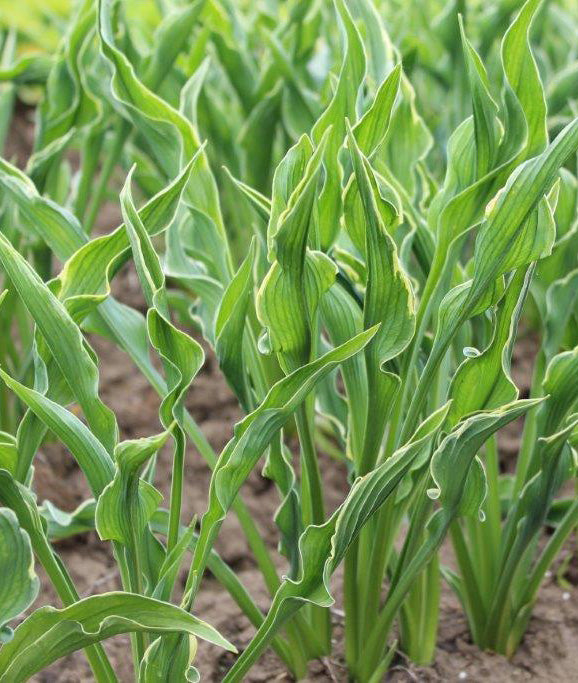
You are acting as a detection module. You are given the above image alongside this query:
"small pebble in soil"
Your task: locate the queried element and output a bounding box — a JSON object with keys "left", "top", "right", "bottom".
{"left": 458, "top": 672, "right": 467, "bottom": 680}
{"left": 562, "top": 591, "right": 571, "bottom": 601}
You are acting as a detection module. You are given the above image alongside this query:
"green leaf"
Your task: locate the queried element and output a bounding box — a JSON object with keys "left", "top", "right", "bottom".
{"left": 0, "top": 469, "right": 92, "bottom": 637}
{"left": 0, "top": 53, "right": 52, "bottom": 86}
{"left": 95, "top": 433, "right": 168, "bottom": 545}
{"left": 540, "top": 347, "right": 578, "bottom": 435}
{"left": 215, "top": 326, "right": 377, "bottom": 511}
{"left": 221, "top": 167, "right": 272, "bottom": 223}
{"left": 262, "top": 436, "right": 302, "bottom": 575}
{"left": 312, "top": 0, "right": 366, "bottom": 248}
{"left": 120, "top": 170, "right": 205, "bottom": 551}
{"left": 353, "top": 63, "right": 402, "bottom": 158}
{"left": 542, "top": 269, "right": 578, "bottom": 362}
{"left": 97, "top": 0, "right": 228, "bottom": 248}
{"left": 0, "top": 368, "right": 114, "bottom": 497}
{"left": 42, "top": 499, "right": 96, "bottom": 541}
{"left": 0, "top": 469, "right": 52, "bottom": 556}
{"left": 57, "top": 155, "right": 198, "bottom": 320}
{"left": 163, "top": 216, "right": 223, "bottom": 343}
{"left": 0, "top": 508, "right": 39, "bottom": 632}
{"left": 141, "top": 0, "right": 207, "bottom": 89}
{"left": 266, "top": 134, "right": 313, "bottom": 256}
{"left": 348, "top": 127, "right": 415, "bottom": 365}
{"left": 148, "top": 509, "right": 293, "bottom": 666}
{"left": 139, "top": 631, "right": 197, "bottom": 683}
{"left": 0, "top": 157, "right": 86, "bottom": 258}
{"left": 470, "top": 190, "right": 556, "bottom": 300}
{"left": 0, "top": 234, "right": 117, "bottom": 455}
{"left": 459, "top": 16, "right": 501, "bottom": 177}
{"left": 486, "top": 415, "right": 578, "bottom": 653}
{"left": 239, "top": 84, "right": 282, "bottom": 191}
{"left": 0, "top": 432, "right": 17, "bottom": 475}
{"left": 413, "top": 118, "right": 578, "bottom": 436}
{"left": 347, "top": 0, "right": 395, "bottom": 86}
{"left": 376, "top": 75, "right": 432, "bottom": 201}
{"left": 500, "top": 0, "right": 547, "bottom": 159}
{"left": 320, "top": 281, "right": 367, "bottom": 460}
{"left": 429, "top": 399, "right": 543, "bottom": 520}
{"left": 447, "top": 267, "right": 532, "bottom": 427}
{"left": 257, "top": 134, "right": 330, "bottom": 373}
{"left": 547, "top": 61, "right": 578, "bottom": 116}
{"left": 347, "top": 124, "right": 415, "bottom": 472}
{"left": 215, "top": 238, "right": 257, "bottom": 411}
{"left": 261, "top": 30, "right": 317, "bottom": 140}
{"left": 343, "top": 164, "right": 400, "bottom": 257}
{"left": 0, "top": 593, "right": 235, "bottom": 682}
{"left": 152, "top": 521, "right": 196, "bottom": 603}
{"left": 210, "top": 27, "right": 257, "bottom": 114}
{"left": 30, "top": 0, "right": 100, "bottom": 171}
{"left": 39, "top": 500, "right": 284, "bottom": 660}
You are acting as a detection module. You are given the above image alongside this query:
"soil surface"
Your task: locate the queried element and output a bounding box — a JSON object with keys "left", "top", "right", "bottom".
{"left": 5, "top": 110, "right": 578, "bottom": 682}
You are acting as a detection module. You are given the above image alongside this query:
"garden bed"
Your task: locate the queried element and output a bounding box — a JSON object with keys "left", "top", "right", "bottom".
{"left": 3, "top": 3, "right": 578, "bottom": 679}
{"left": 29, "top": 262, "right": 578, "bottom": 682}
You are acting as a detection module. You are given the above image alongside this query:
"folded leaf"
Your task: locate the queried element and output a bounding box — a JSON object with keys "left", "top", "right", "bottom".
{"left": 429, "top": 399, "right": 543, "bottom": 520}
{"left": 257, "top": 134, "right": 329, "bottom": 372}
{"left": 500, "top": 0, "right": 547, "bottom": 160}
{"left": 459, "top": 17, "right": 501, "bottom": 177}
{"left": 353, "top": 63, "right": 401, "bottom": 158}
{"left": 95, "top": 433, "right": 168, "bottom": 545}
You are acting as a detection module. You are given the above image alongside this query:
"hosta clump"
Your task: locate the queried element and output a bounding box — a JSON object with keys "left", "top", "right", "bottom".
{"left": 1, "top": 0, "right": 578, "bottom": 681}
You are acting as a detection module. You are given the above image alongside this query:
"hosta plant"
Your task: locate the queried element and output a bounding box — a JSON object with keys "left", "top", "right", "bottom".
{"left": 1, "top": 0, "right": 578, "bottom": 681}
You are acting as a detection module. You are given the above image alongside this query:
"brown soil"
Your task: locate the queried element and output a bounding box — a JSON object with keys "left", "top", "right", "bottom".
{"left": 5, "top": 111, "right": 578, "bottom": 683}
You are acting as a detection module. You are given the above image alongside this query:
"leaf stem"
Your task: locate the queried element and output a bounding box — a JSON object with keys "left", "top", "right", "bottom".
{"left": 84, "top": 120, "right": 130, "bottom": 233}
{"left": 167, "top": 436, "right": 184, "bottom": 552}
{"left": 295, "top": 403, "right": 325, "bottom": 528}
{"left": 512, "top": 350, "right": 545, "bottom": 497}
{"left": 126, "top": 542, "right": 147, "bottom": 664}
{"left": 385, "top": 253, "right": 444, "bottom": 454}
{"left": 295, "top": 402, "right": 331, "bottom": 654}
{"left": 74, "top": 127, "right": 105, "bottom": 222}
{"left": 360, "top": 514, "right": 449, "bottom": 681}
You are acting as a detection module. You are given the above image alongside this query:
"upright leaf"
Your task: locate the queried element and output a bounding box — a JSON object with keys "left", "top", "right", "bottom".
{"left": 347, "top": 126, "right": 415, "bottom": 471}
{"left": 215, "top": 239, "right": 257, "bottom": 411}
{"left": 312, "top": 0, "right": 366, "bottom": 248}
